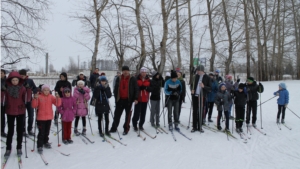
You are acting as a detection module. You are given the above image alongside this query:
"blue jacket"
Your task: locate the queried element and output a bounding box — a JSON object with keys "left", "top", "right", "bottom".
{"left": 274, "top": 89, "right": 289, "bottom": 105}
{"left": 164, "top": 79, "right": 182, "bottom": 100}
{"left": 207, "top": 79, "right": 218, "bottom": 102}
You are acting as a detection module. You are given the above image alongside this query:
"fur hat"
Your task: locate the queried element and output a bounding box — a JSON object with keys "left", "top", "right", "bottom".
{"left": 77, "top": 80, "right": 85, "bottom": 86}
{"left": 41, "top": 84, "right": 50, "bottom": 91}
{"left": 79, "top": 72, "right": 84, "bottom": 76}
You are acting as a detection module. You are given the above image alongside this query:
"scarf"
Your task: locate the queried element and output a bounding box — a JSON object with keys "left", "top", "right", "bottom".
{"left": 7, "top": 85, "right": 21, "bottom": 98}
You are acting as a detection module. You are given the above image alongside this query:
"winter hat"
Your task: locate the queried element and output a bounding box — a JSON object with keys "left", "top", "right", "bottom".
{"left": 226, "top": 75, "right": 232, "bottom": 79}
{"left": 122, "top": 66, "right": 130, "bottom": 71}
{"left": 41, "top": 84, "right": 50, "bottom": 91}
{"left": 18, "top": 69, "right": 27, "bottom": 76}
{"left": 79, "top": 72, "right": 84, "bottom": 76}
{"left": 140, "top": 67, "right": 148, "bottom": 73}
{"left": 99, "top": 76, "right": 107, "bottom": 81}
{"left": 166, "top": 72, "right": 170, "bottom": 77}
{"left": 175, "top": 68, "right": 181, "bottom": 72}
{"left": 279, "top": 83, "right": 286, "bottom": 89}
{"left": 219, "top": 83, "right": 226, "bottom": 90}
{"left": 100, "top": 72, "right": 105, "bottom": 76}
{"left": 247, "top": 77, "right": 254, "bottom": 83}
{"left": 209, "top": 72, "right": 214, "bottom": 76}
{"left": 77, "top": 80, "right": 85, "bottom": 86}
{"left": 152, "top": 71, "right": 158, "bottom": 77}
{"left": 215, "top": 70, "right": 220, "bottom": 73}
{"left": 238, "top": 83, "right": 245, "bottom": 89}
{"left": 63, "top": 87, "right": 71, "bottom": 93}
{"left": 196, "top": 65, "right": 205, "bottom": 71}
{"left": 170, "top": 71, "right": 178, "bottom": 78}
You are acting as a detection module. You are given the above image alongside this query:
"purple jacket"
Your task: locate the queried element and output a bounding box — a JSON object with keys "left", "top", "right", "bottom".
{"left": 58, "top": 96, "right": 77, "bottom": 122}
{"left": 73, "top": 87, "right": 90, "bottom": 117}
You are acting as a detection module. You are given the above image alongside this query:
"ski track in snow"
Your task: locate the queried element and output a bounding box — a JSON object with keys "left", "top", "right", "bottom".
{"left": 1, "top": 80, "right": 300, "bottom": 169}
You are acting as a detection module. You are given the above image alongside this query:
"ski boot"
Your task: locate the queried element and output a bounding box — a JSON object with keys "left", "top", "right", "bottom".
{"left": 17, "top": 149, "right": 22, "bottom": 157}
{"left": 105, "top": 129, "right": 110, "bottom": 136}
{"left": 236, "top": 128, "right": 241, "bottom": 133}
{"left": 4, "top": 150, "right": 11, "bottom": 157}
{"left": 44, "top": 143, "right": 52, "bottom": 149}
{"left": 74, "top": 128, "right": 80, "bottom": 136}
{"left": 62, "top": 140, "right": 68, "bottom": 145}
{"left": 169, "top": 124, "right": 173, "bottom": 131}
{"left": 82, "top": 129, "right": 87, "bottom": 136}
{"left": 139, "top": 126, "right": 144, "bottom": 131}
{"left": 99, "top": 131, "right": 104, "bottom": 137}
{"left": 38, "top": 147, "right": 43, "bottom": 154}
{"left": 67, "top": 140, "right": 73, "bottom": 144}
{"left": 252, "top": 123, "right": 257, "bottom": 128}
{"left": 217, "top": 125, "right": 222, "bottom": 131}
{"left": 199, "top": 128, "right": 204, "bottom": 133}
{"left": 175, "top": 124, "right": 180, "bottom": 131}
{"left": 122, "top": 131, "right": 128, "bottom": 135}
{"left": 281, "top": 119, "right": 285, "bottom": 124}
{"left": 208, "top": 119, "right": 213, "bottom": 123}
{"left": 133, "top": 126, "right": 138, "bottom": 132}
{"left": 191, "top": 128, "right": 197, "bottom": 133}
{"left": 276, "top": 118, "right": 280, "bottom": 123}
{"left": 28, "top": 130, "right": 35, "bottom": 136}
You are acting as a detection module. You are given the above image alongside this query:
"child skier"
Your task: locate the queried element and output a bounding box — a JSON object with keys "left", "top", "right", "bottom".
{"left": 58, "top": 87, "right": 77, "bottom": 144}
{"left": 3, "top": 71, "right": 26, "bottom": 157}
{"left": 233, "top": 83, "right": 247, "bottom": 133}
{"left": 93, "top": 76, "right": 112, "bottom": 137}
{"left": 215, "top": 83, "right": 232, "bottom": 132}
{"left": 32, "top": 84, "right": 61, "bottom": 154}
{"left": 274, "top": 83, "right": 289, "bottom": 124}
{"left": 73, "top": 80, "right": 90, "bottom": 136}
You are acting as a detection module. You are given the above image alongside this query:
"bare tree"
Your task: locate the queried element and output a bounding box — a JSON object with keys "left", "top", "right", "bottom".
{"left": 1, "top": 0, "right": 50, "bottom": 67}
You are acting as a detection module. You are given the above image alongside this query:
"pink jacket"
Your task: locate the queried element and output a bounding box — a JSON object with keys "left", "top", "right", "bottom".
{"left": 32, "top": 93, "right": 62, "bottom": 121}
{"left": 57, "top": 96, "right": 77, "bottom": 122}
{"left": 73, "top": 87, "right": 90, "bottom": 117}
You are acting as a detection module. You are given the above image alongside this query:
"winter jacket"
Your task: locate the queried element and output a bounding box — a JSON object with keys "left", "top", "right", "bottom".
{"left": 215, "top": 89, "right": 232, "bottom": 112}
{"left": 113, "top": 75, "right": 118, "bottom": 90}
{"left": 31, "top": 93, "right": 62, "bottom": 121}
{"left": 90, "top": 72, "right": 100, "bottom": 89}
{"left": 137, "top": 74, "right": 152, "bottom": 103}
{"left": 150, "top": 76, "right": 165, "bottom": 100}
{"left": 164, "top": 79, "right": 182, "bottom": 100}
{"left": 178, "top": 77, "right": 186, "bottom": 102}
{"left": 54, "top": 73, "right": 72, "bottom": 97}
{"left": 23, "top": 76, "right": 37, "bottom": 102}
{"left": 72, "top": 75, "right": 88, "bottom": 87}
{"left": 1, "top": 76, "right": 6, "bottom": 106}
{"left": 57, "top": 96, "right": 77, "bottom": 122}
{"left": 274, "top": 89, "right": 289, "bottom": 105}
{"left": 73, "top": 86, "right": 91, "bottom": 117}
{"left": 216, "top": 75, "right": 223, "bottom": 83}
{"left": 190, "top": 73, "right": 212, "bottom": 98}
{"left": 225, "top": 80, "right": 234, "bottom": 93}
{"left": 233, "top": 90, "right": 247, "bottom": 107}
{"left": 114, "top": 75, "right": 139, "bottom": 104}
{"left": 246, "top": 81, "right": 264, "bottom": 101}
{"left": 207, "top": 79, "right": 218, "bottom": 103}
{"left": 4, "top": 72, "right": 26, "bottom": 116}
{"left": 93, "top": 84, "right": 112, "bottom": 113}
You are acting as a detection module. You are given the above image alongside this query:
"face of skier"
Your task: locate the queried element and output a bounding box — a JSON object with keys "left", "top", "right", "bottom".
{"left": 20, "top": 75, "right": 26, "bottom": 79}
{"left": 209, "top": 74, "right": 214, "bottom": 79}
{"left": 247, "top": 80, "right": 253, "bottom": 85}
{"left": 279, "top": 86, "right": 282, "bottom": 90}
{"left": 238, "top": 88, "right": 243, "bottom": 92}
{"left": 122, "top": 70, "right": 130, "bottom": 77}
{"left": 79, "top": 74, "right": 84, "bottom": 79}
{"left": 171, "top": 77, "right": 177, "bottom": 82}
{"left": 11, "top": 77, "right": 19, "bottom": 85}
{"left": 177, "top": 72, "right": 182, "bottom": 78}
{"left": 95, "top": 68, "right": 99, "bottom": 74}
{"left": 78, "top": 83, "right": 84, "bottom": 88}
{"left": 1, "top": 71, "right": 5, "bottom": 78}
{"left": 197, "top": 70, "right": 204, "bottom": 76}
{"left": 100, "top": 80, "right": 106, "bottom": 86}
{"left": 60, "top": 75, "right": 66, "bottom": 81}
{"left": 155, "top": 74, "right": 160, "bottom": 79}
{"left": 117, "top": 72, "right": 121, "bottom": 76}
{"left": 43, "top": 88, "right": 50, "bottom": 96}
{"left": 64, "top": 90, "right": 71, "bottom": 97}
{"left": 140, "top": 72, "right": 147, "bottom": 78}
{"left": 221, "top": 85, "right": 226, "bottom": 91}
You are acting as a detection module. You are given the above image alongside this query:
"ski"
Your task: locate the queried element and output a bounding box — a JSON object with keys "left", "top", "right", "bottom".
{"left": 238, "top": 132, "right": 247, "bottom": 143}
{"left": 153, "top": 127, "right": 163, "bottom": 134}
{"left": 81, "top": 135, "right": 95, "bottom": 143}
{"left": 18, "top": 156, "right": 22, "bottom": 169}
{"left": 179, "top": 123, "right": 188, "bottom": 128}
{"left": 277, "top": 123, "right": 281, "bottom": 130}
{"left": 53, "top": 149, "right": 70, "bottom": 156}
{"left": 2, "top": 156, "right": 9, "bottom": 169}
{"left": 241, "top": 131, "right": 251, "bottom": 139}
{"left": 169, "top": 129, "right": 177, "bottom": 141}
{"left": 215, "top": 125, "right": 237, "bottom": 139}
{"left": 158, "top": 127, "right": 168, "bottom": 134}
{"left": 136, "top": 131, "right": 146, "bottom": 141}
{"left": 102, "top": 136, "right": 115, "bottom": 148}
{"left": 105, "top": 135, "right": 127, "bottom": 146}
{"left": 282, "top": 123, "right": 292, "bottom": 130}
{"left": 202, "top": 124, "right": 217, "bottom": 133}
{"left": 175, "top": 130, "right": 192, "bottom": 140}
{"left": 79, "top": 135, "right": 88, "bottom": 144}
{"left": 39, "top": 154, "right": 49, "bottom": 165}
{"left": 141, "top": 130, "right": 156, "bottom": 139}
{"left": 253, "top": 127, "right": 267, "bottom": 135}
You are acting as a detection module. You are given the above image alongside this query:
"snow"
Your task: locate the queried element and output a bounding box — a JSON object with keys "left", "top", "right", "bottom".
{"left": 2, "top": 80, "right": 300, "bottom": 169}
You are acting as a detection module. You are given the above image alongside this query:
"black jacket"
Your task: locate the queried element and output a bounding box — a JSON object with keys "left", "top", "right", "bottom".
{"left": 246, "top": 81, "right": 264, "bottom": 101}
{"left": 114, "top": 75, "right": 139, "bottom": 104}
{"left": 72, "top": 75, "right": 88, "bottom": 87}
{"left": 93, "top": 84, "right": 112, "bottom": 113}
{"left": 90, "top": 73, "right": 100, "bottom": 89}
{"left": 54, "top": 80, "right": 72, "bottom": 98}
{"left": 233, "top": 90, "right": 247, "bottom": 107}
{"left": 190, "top": 73, "right": 211, "bottom": 97}
{"left": 178, "top": 78, "right": 186, "bottom": 102}
{"left": 150, "top": 76, "right": 165, "bottom": 100}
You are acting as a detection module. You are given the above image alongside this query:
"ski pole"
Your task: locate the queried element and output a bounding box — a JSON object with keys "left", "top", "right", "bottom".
{"left": 232, "top": 101, "right": 234, "bottom": 134}
{"left": 104, "top": 92, "right": 122, "bottom": 140}
{"left": 257, "top": 96, "right": 276, "bottom": 107}
{"left": 86, "top": 99, "right": 94, "bottom": 136}
{"left": 31, "top": 108, "right": 38, "bottom": 152}
{"left": 187, "top": 95, "right": 192, "bottom": 129}
{"left": 55, "top": 92, "right": 61, "bottom": 147}
{"left": 286, "top": 107, "right": 300, "bottom": 119}
{"left": 24, "top": 91, "right": 28, "bottom": 158}
{"left": 101, "top": 113, "right": 105, "bottom": 139}
{"left": 159, "top": 96, "right": 170, "bottom": 118}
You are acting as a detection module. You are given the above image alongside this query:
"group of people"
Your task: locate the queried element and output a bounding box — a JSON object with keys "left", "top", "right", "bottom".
{"left": 1, "top": 65, "right": 290, "bottom": 158}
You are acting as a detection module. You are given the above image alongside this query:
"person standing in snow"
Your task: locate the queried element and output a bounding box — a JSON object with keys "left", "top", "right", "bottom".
{"left": 113, "top": 71, "right": 121, "bottom": 90}
{"left": 1, "top": 69, "right": 7, "bottom": 137}
{"left": 164, "top": 70, "right": 182, "bottom": 131}
{"left": 132, "top": 67, "right": 152, "bottom": 131}
{"left": 205, "top": 72, "right": 218, "bottom": 123}
{"left": 110, "top": 66, "right": 139, "bottom": 135}
{"left": 93, "top": 76, "right": 112, "bottom": 137}
{"left": 176, "top": 71, "right": 186, "bottom": 122}
{"left": 274, "top": 83, "right": 289, "bottom": 124}
{"left": 190, "top": 65, "right": 211, "bottom": 133}
{"left": 32, "top": 84, "right": 61, "bottom": 154}
{"left": 224, "top": 75, "right": 234, "bottom": 119}
{"left": 215, "top": 70, "right": 223, "bottom": 84}
{"left": 233, "top": 83, "right": 247, "bottom": 133}
{"left": 90, "top": 68, "right": 100, "bottom": 91}
{"left": 149, "top": 71, "right": 165, "bottom": 127}
{"left": 73, "top": 80, "right": 90, "bottom": 136}
{"left": 72, "top": 72, "right": 88, "bottom": 87}
{"left": 215, "top": 83, "right": 232, "bottom": 132}
{"left": 245, "top": 77, "right": 264, "bottom": 128}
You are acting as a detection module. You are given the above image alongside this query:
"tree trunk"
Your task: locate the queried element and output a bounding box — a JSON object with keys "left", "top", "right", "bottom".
{"left": 91, "top": 0, "right": 101, "bottom": 75}
{"left": 135, "top": 0, "right": 146, "bottom": 72}
{"left": 158, "top": 0, "right": 169, "bottom": 74}
{"left": 276, "top": 0, "right": 281, "bottom": 80}
{"left": 207, "top": 0, "right": 216, "bottom": 72}
{"left": 291, "top": 0, "right": 300, "bottom": 79}
{"left": 176, "top": 0, "right": 181, "bottom": 69}
{"left": 188, "top": 0, "right": 194, "bottom": 84}
{"left": 243, "top": 0, "right": 251, "bottom": 78}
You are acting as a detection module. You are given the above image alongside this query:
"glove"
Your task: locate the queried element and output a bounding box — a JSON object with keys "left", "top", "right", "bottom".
{"left": 237, "top": 79, "right": 240, "bottom": 83}
{"left": 78, "top": 88, "right": 85, "bottom": 94}
{"left": 139, "top": 86, "right": 146, "bottom": 90}
{"left": 285, "top": 104, "right": 288, "bottom": 108}
{"left": 276, "top": 93, "right": 279, "bottom": 96}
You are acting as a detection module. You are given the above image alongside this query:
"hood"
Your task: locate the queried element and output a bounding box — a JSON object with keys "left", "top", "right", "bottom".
{"left": 60, "top": 72, "right": 68, "bottom": 81}
{"left": 279, "top": 83, "right": 286, "bottom": 89}
{"left": 6, "top": 71, "right": 24, "bottom": 86}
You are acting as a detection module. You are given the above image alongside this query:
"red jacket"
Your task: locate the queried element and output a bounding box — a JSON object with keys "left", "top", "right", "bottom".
{"left": 119, "top": 75, "right": 130, "bottom": 99}
{"left": 137, "top": 75, "right": 151, "bottom": 102}
{"left": 5, "top": 72, "right": 26, "bottom": 116}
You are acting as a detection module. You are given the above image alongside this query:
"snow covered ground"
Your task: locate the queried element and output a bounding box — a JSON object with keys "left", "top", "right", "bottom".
{"left": 1, "top": 80, "right": 300, "bottom": 169}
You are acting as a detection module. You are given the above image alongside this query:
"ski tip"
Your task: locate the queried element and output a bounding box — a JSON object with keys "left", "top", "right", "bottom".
{"left": 143, "top": 138, "right": 146, "bottom": 141}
